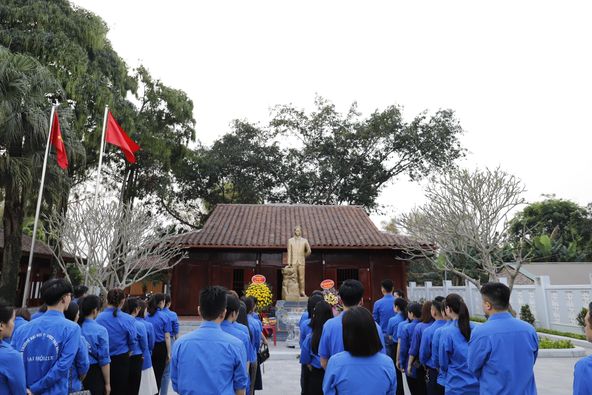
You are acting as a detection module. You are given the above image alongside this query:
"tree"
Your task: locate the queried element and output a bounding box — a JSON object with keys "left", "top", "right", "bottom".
{"left": 0, "top": 48, "right": 67, "bottom": 303}
{"left": 44, "top": 199, "right": 186, "bottom": 295}
{"left": 508, "top": 199, "right": 592, "bottom": 261}
{"left": 398, "top": 168, "right": 527, "bottom": 289}
{"left": 270, "top": 97, "right": 465, "bottom": 210}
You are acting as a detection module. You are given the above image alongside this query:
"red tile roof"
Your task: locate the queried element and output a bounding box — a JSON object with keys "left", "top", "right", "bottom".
{"left": 0, "top": 230, "right": 54, "bottom": 257}
{"left": 172, "top": 204, "right": 414, "bottom": 249}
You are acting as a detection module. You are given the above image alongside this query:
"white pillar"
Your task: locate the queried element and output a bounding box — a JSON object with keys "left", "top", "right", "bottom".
{"left": 534, "top": 275, "right": 551, "bottom": 329}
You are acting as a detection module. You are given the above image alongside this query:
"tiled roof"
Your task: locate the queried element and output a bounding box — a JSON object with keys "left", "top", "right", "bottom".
{"left": 172, "top": 204, "right": 415, "bottom": 249}
{"left": 0, "top": 230, "right": 54, "bottom": 257}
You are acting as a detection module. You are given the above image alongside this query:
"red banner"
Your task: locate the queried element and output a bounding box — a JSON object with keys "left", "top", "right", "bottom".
{"left": 251, "top": 274, "right": 266, "bottom": 284}
{"left": 320, "top": 279, "right": 335, "bottom": 290}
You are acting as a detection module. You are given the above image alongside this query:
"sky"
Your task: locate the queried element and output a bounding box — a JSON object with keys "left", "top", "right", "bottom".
{"left": 71, "top": 0, "right": 592, "bottom": 226}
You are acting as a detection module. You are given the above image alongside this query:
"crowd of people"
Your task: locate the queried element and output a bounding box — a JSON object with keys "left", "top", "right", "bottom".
{"left": 1, "top": 277, "right": 592, "bottom": 394}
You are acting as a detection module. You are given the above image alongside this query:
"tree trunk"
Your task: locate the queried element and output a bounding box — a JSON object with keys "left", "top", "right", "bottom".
{"left": 0, "top": 184, "right": 25, "bottom": 304}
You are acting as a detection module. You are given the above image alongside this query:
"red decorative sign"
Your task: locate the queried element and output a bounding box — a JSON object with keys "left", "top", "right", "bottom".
{"left": 251, "top": 274, "right": 266, "bottom": 284}
{"left": 320, "top": 279, "right": 335, "bottom": 290}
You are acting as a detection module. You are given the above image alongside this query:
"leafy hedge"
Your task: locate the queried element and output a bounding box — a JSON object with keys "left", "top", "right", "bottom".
{"left": 536, "top": 328, "right": 586, "bottom": 341}
{"left": 539, "top": 337, "right": 574, "bottom": 349}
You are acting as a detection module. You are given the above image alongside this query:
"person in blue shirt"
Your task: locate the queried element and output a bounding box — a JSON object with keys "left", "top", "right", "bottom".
{"left": 222, "top": 294, "right": 251, "bottom": 387}
{"left": 65, "top": 301, "right": 90, "bottom": 393}
{"left": 146, "top": 292, "right": 173, "bottom": 392}
{"left": 319, "top": 280, "right": 386, "bottom": 369}
{"left": 244, "top": 296, "right": 267, "bottom": 395}
{"left": 30, "top": 304, "right": 47, "bottom": 320}
{"left": 419, "top": 297, "right": 446, "bottom": 395}
{"left": 395, "top": 301, "right": 420, "bottom": 395}
{"left": 439, "top": 294, "right": 478, "bottom": 395}
{"left": 431, "top": 305, "right": 452, "bottom": 390}
{"left": 6, "top": 308, "right": 30, "bottom": 344}
{"left": 298, "top": 290, "right": 323, "bottom": 329}
{"left": 123, "top": 297, "right": 150, "bottom": 395}
{"left": 0, "top": 303, "right": 27, "bottom": 395}
{"left": 78, "top": 295, "right": 112, "bottom": 395}
{"left": 96, "top": 288, "right": 138, "bottom": 395}
{"left": 137, "top": 298, "right": 159, "bottom": 395}
{"left": 386, "top": 297, "right": 407, "bottom": 395}
{"left": 236, "top": 301, "right": 257, "bottom": 391}
{"left": 160, "top": 294, "right": 179, "bottom": 395}
{"left": 172, "top": 285, "right": 248, "bottom": 395}
{"left": 301, "top": 300, "right": 333, "bottom": 395}
{"left": 408, "top": 301, "right": 434, "bottom": 394}
{"left": 300, "top": 294, "right": 323, "bottom": 395}
{"left": 323, "top": 306, "right": 396, "bottom": 395}
{"left": 11, "top": 278, "right": 81, "bottom": 395}
{"left": 468, "top": 282, "right": 538, "bottom": 395}
{"left": 574, "top": 301, "right": 592, "bottom": 395}
{"left": 373, "top": 279, "right": 396, "bottom": 336}
{"left": 73, "top": 285, "right": 89, "bottom": 305}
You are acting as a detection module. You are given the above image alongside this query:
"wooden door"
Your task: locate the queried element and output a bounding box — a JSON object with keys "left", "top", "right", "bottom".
{"left": 211, "top": 265, "right": 233, "bottom": 290}
{"left": 172, "top": 264, "right": 204, "bottom": 316}
{"left": 359, "top": 267, "right": 372, "bottom": 308}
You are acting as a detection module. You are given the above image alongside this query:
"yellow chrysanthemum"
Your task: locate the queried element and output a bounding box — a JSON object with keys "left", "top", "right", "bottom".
{"left": 245, "top": 282, "right": 273, "bottom": 310}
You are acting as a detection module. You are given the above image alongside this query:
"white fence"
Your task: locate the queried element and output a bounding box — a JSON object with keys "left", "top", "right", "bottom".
{"left": 407, "top": 275, "right": 592, "bottom": 334}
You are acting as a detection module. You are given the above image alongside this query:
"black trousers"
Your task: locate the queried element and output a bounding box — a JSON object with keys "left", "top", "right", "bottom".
{"left": 300, "top": 364, "right": 309, "bottom": 395}
{"left": 414, "top": 366, "right": 427, "bottom": 395}
{"left": 110, "top": 353, "right": 130, "bottom": 395}
{"left": 152, "top": 342, "right": 167, "bottom": 391}
{"left": 306, "top": 367, "right": 324, "bottom": 395}
{"left": 128, "top": 354, "right": 143, "bottom": 395}
{"left": 389, "top": 343, "right": 405, "bottom": 395}
{"left": 426, "top": 367, "right": 444, "bottom": 395}
{"left": 83, "top": 364, "right": 105, "bottom": 395}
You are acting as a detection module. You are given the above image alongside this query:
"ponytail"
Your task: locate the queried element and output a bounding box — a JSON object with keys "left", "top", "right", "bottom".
{"left": 148, "top": 293, "right": 165, "bottom": 317}
{"left": 107, "top": 289, "right": 126, "bottom": 317}
{"left": 445, "top": 293, "right": 471, "bottom": 341}
{"left": 78, "top": 295, "right": 101, "bottom": 326}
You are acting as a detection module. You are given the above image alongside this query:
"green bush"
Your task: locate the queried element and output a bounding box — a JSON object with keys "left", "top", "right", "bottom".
{"left": 470, "top": 316, "right": 487, "bottom": 323}
{"left": 520, "top": 305, "right": 536, "bottom": 326}
{"left": 576, "top": 307, "right": 588, "bottom": 328}
{"left": 536, "top": 328, "right": 586, "bottom": 341}
{"left": 538, "top": 337, "right": 574, "bottom": 349}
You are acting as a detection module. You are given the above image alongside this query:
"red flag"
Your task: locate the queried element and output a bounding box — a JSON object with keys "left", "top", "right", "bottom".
{"left": 50, "top": 111, "right": 68, "bottom": 169}
{"left": 105, "top": 111, "right": 140, "bottom": 163}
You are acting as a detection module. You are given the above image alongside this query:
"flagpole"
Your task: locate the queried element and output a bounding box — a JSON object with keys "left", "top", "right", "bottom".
{"left": 86, "top": 105, "right": 109, "bottom": 286}
{"left": 21, "top": 105, "right": 57, "bottom": 307}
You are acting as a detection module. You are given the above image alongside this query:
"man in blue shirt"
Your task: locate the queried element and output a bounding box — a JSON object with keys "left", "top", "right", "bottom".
{"left": 160, "top": 294, "right": 179, "bottom": 395}
{"left": 172, "top": 286, "right": 247, "bottom": 395}
{"left": 468, "top": 282, "right": 538, "bottom": 395}
{"left": 373, "top": 279, "right": 396, "bottom": 336}
{"left": 73, "top": 285, "right": 88, "bottom": 305}
{"left": 11, "top": 278, "right": 81, "bottom": 395}
{"left": 319, "top": 279, "right": 385, "bottom": 369}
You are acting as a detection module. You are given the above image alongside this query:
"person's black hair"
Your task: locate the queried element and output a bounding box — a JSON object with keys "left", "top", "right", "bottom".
{"left": 338, "top": 279, "right": 364, "bottom": 307}
{"left": 165, "top": 294, "right": 171, "bottom": 305}
{"left": 237, "top": 301, "right": 253, "bottom": 340}
{"left": 225, "top": 294, "right": 241, "bottom": 320}
{"left": 446, "top": 293, "right": 471, "bottom": 341}
{"left": 244, "top": 296, "right": 256, "bottom": 314}
{"left": 420, "top": 301, "right": 434, "bottom": 324}
{"left": 38, "top": 304, "right": 48, "bottom": 313}
{"left": 432, "top": 296, "right": 445, "bottom": 314}
{"left": 107, "top": 288, "right": 126, "bottom": 317}
{"left": 394, "top": 297, "right": 408, "bottom": 315}
{"left": 74, "top": 285, "right": 89, "bottom": 299}
{"left": 0, "top": 302, "right": 14, "bottom": 326}
{"left": 307, "top": 295, "right": 324, "bottom": 319}
{"left": 407, "top": 302, "right": 422, "bottom": 319}
{"left": 64, "top": 301, "right": 79, "bottom": 322}
{"left": 381, "top": 279, "right": 394, "bottom": 293}
{"left": 311, "top": 301, "right": 333, "bottom": 354}
{"left": 311, "top": 290, "right": 324, "bottom": 297}
{"left": 41, "top": 278, "right": 74, "bottom": 306}
{"left": 122, "top": 297, "right": 141, "bottom": 316}
{"left": 342, "top": 306, "right": 382, "bottom": 356}
{"left": 480, "top": 282, "right": 511, "bottom": 310}
{"left": 199, "top": 286, "right": 228, "bottom": 321}
{"left": 14, "top": 308, "right": 31, "bottom": 321}
{"left": 148, "top": 293, "right": 165, "bottom": 317}
{"left": 78, "top": 295, "right": 102, "bottom": 326}
{"left": 137, "top": 299, "right": 147, "bottom": 318}
{"left": 394, "top": 289, "right": 406, "bottom": 299}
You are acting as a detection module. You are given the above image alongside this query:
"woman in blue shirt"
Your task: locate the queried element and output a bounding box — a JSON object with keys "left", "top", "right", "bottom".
{"left": 574, "top": 301, "right": 592, "bottom": 394}
{"left": 145, "top": 292, "right": 172, "bottom": 392}
{"left": 439, "top": 294, "right": 478, "bottom": 395}
{"left": 123, "top": 297, "right": 150, "bottom": 395}
{"left": 323, "top": 306, "right": 396, "bottom": 395}
{"left": 136, "top": 299, "right": 158, "bottom": 395}
{"left": 397, "top": 301, "right": 421, "bottom": 394}
{"left": 419, "top": 297, "right": 447, "bottom": 395}
{"left": 65, "top": 301, "right": 90, "bottom": 393}
{"left": 96, "top": 288, "right": 138, "bottom": 395}
{"left": 300, "top": 294, "right": 323, "bottom": 394}
{"left": 387, "top": 298, "right": 407, "bottom": 395}
{"left": 78, "top": 295, "right": 111, "bottom": 395}
{"left": 0, "top": 303, "right": 27, "bottom": 395}
{"left": 408, "top": 301, "right": 434, "bottom": 394}
{"left": 301, "top": 301, "right": 333, "bottom": 395}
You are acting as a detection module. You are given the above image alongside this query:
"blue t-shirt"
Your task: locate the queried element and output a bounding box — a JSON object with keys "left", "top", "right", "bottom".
{"left": 468, "top": 312, "right": 538, "bottom": 395}
{"left": 299, "top": 311, "right": 309, "bottom": 327}
{"left": 11, "top": 310, "right": 81, "bottom": 395}
{"left": 373, "top": 294, "right": 396, "bottom": 334}
{"left": 300, "top": 333, "right": 322, "bottom": 369}
{"left": 323, "top": 351, "right": 397, "bottom": 395}
{"left": 138, "top": 317, "right": 155, "bottom": 369}
{"left": 132, "top": 319, "right": 148, "bottom": 359}
{"left": 0, "top": 341, "right": 27, "bottom": 395}
{"left": 439, "top": 321, "right": 479, "bottom": 395}
{"left": 96, "top": 307, "right": 138, "bottom": 356}
{"left": 234, "top": 322, "right": 256, "bottom": 363}
{"left": 69, "top": 336, "right": 90, "bottom": 392}
{"left": 574, "top": 354, "right": 592, "bottom": 395}
{"left": 409, "top": 321, "right": 433, "bottom": 358}
{"left": 30, "top": 311, "right": 44, "bottom": 320}
{"left": 163, "top": 307, "right": 180, "bottom": 338}
{"left": 145, "top": 308, "right": 172, "bottom": 343}
{"left": 81, "top": 318, "right": 111, "bottom": 367}
{"left": 386, "top": 313, "right": 405, "bottom": 344}
{"left": 299, "top": 318, "right": 312, "bottom": 348}
{"left": 419, "top": 320, "right": 446, "bottom": 367}
{"left": 171, "top": 321, "right": 247, "bottom": 395}
{"left": 247, "top": 314, "right": 262, "bottom": 354}
{"left": 432, "top": 320, "right": 452, "bottom": 386}
{"left": 397, "top": 319, "right": 418, "bottom": 377}
{"left": 319, "top": 312, "right": 385, "bottom": 360}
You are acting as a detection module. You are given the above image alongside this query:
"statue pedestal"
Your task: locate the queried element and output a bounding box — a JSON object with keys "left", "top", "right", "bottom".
{"left": 275, "top": 300, "right": 308, "bottom": 347}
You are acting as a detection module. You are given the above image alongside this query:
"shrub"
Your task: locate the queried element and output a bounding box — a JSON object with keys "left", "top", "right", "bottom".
{"left": 576, "top": 307, "right": 588, "bottom": 328}
{"left": 470, "top": 316, "right": 487, "bottom": 323}
{"left": 538, "top": 337, "right": 574, "bottom": 349}
{"left": 520, "top": 305, "right": 536, "bottom": 326}
{"left": 536, "top": 328, "right": 586, "bottom": 341}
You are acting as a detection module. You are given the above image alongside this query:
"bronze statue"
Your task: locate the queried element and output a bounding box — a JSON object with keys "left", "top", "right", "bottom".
{"left": 287, "top": 225, "right": 311, "bottom": 297}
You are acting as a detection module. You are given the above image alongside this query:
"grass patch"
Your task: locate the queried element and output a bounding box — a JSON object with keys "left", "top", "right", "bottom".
{"left": 539, "top": 337, "right": 574, "bottom": 349}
